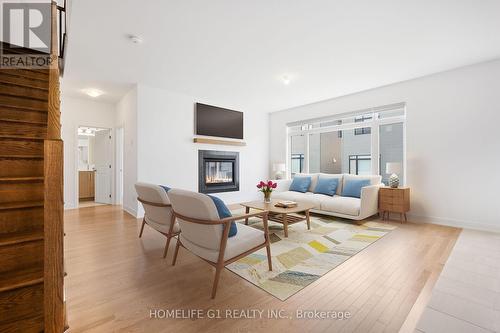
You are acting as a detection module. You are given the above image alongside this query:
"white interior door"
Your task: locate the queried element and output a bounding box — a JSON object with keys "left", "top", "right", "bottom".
{"left": 94, "top": 129, "right": 112, "bottom": 204}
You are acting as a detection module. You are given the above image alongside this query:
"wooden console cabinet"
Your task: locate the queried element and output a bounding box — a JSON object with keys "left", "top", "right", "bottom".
{"left": 379, "top": 187, "right": 410, "bottom": 223}
{"left": 79, "top": 170, "right": 95, "bottom": 200}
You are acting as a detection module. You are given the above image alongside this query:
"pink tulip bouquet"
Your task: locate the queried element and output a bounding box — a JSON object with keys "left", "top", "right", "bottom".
{"left": 257, "top": 180, "right": 277, "bottom": 203}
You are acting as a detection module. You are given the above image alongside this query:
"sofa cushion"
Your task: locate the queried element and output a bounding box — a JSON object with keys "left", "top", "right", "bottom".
{"left": 320, "top": 196, "right": 361, "bottom": 216}
{"left": 273, "top": 191, "right": 322, "bottom": 209}
{"left": 289, "top": 176, "right": 312, "bottom": 193}
{"left": 342, "top": 179, "right": 371, "bottom": 198}
{"left": 342, "top": 174, "right": 382, "bottom": 188}
{"left": 314, "top": 177, "right": 339, "bottom": 196}
{"left": 296, "top": 173, "right": 319, "bottom": 192}
{"left": 319, "top": 173, "right": 343, "bottom": 195}
{"left": 180, "top": 224, "right": 265, "bottom": 262}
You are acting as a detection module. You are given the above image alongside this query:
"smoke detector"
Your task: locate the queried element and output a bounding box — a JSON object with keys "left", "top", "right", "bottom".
{"left": 128, "top": 35, "right": 143, "bottom": 44}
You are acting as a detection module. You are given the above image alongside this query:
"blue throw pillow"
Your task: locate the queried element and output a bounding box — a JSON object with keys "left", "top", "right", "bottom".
{"left": 314, "top": 177, "right": 339, "bottom": 196}
{"left": 289, "top": 176, "right": 312, "bottom": 193}
{"left": 208, "top": 195, "right": 237, "bottom": 237}
{"left": 342, "top": 179, "right": 371, "bottom": 198}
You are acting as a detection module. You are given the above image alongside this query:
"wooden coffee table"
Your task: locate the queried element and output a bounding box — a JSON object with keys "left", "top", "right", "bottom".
{"left": 240, "top": 200, "right": 315, "bottom": 237}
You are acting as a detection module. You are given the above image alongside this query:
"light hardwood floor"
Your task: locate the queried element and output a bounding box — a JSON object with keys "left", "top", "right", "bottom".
{"left": 64, "top": 205, "right": 460, "bottom": 333}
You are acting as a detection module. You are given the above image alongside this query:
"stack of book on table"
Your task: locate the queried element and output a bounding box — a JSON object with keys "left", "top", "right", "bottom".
{"left": 275, "top": 200, "right": 298, "bottom": 208}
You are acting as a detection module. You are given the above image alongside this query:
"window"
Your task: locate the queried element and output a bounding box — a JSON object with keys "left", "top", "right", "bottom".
{"left": 309, "top": 131, "right": 342, "bottom": 174}
{"left": 354, "top": 115, "right": 372, "bottom": 135}
{"left": 349, "top": 155, "right": 372, "bottom": 175}
{"left": 287, "top": 103, "right": 405, "bottom": 182}
{"left": 291, "top": 154, "right": 304, "bottom": 175}
{"left": 290, "top": 134, "right": 306, "bottom": 176}
{"left": 379, "top": 122, "right": 404, "bottom": 185}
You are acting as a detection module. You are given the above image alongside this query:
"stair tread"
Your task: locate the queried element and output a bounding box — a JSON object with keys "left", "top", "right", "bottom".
{"left": 0, "top": 134, "right": 45, "bottom": 140}
{"left": 0, "top": 176, "right": 44, "bottom": 182}
{"left": 0, "top": 92, "right": 48, "bottom": 102}
{"left": 0, "top": 201, "right": 44, "bottom": 210}
{"left": 0, "top": 266, "right": 43, "bottom": 292}
{"left": 0, "top": 229, "right": 43, "bottom": 247}
{"left": 0, "top": 118, "right": 47, "bottom": 125}
{"left": 0, "top": 102, "right": 47, "bottom": 113}
{"left": 0, "top": 41, "right": 49, "bottom": 55}
{"left": 0, "top": 76, "right": 49, "bottom": 91}
{"left": 0, "top": 154, "right": 44, "bottom": 159}
{"left": 0, "top": 105, "right": 48, "bottom": 114}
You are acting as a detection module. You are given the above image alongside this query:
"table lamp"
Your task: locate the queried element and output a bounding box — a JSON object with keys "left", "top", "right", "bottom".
{"left": 386, "top": 162, "right": 402, "bottom": 188}
{"left": 273, "top": 163, "right": 286, "bottom": 179}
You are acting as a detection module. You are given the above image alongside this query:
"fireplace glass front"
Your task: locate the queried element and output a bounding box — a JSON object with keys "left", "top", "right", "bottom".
{"left": 198, "top": 150, "right": 239, "bottom": 193}
{"left": 205, "top": 161, "right": 233, "bottom": 184}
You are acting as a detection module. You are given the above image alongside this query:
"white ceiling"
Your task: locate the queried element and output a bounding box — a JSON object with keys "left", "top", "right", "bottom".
{"left": 63, "top": 0, "right": 500, "bottom": 111}
{"left": 61, "top": 78, "right": 133, "bottom": 104}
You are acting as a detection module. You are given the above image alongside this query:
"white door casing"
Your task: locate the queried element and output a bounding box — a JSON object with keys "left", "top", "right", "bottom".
{"left": 94, "top": 129, "right": 112, "bottom": 204}
{"left": 116, "top": 127, "right": 124, "bottom": 205}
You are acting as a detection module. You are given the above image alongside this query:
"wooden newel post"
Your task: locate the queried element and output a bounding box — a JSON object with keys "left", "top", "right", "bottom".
{"left": 44, "top": 2, "right": 64, "bottom": 332}
{"left": 44, "top": 140, "right": 64, "bottom": 333}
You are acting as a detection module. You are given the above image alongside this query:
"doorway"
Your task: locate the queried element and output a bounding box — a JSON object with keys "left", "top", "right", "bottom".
{"left": 77, "top": 126, "right": 112, "bottom": 207}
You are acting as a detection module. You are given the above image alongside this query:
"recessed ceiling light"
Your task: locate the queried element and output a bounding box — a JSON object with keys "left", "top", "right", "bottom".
{"left": 82, "top": 88, "right": 104, "bottom": 98}
{"left": 128, "top": 34, "right": 143, "bottom": 44}
{"left": 281, "top": 75, "right": 291, "bottom": 85}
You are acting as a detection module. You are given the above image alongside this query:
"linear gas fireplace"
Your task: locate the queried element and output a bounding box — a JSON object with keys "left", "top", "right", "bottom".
{"left": 198, "top": 150, "right": 239, "bottom": 194}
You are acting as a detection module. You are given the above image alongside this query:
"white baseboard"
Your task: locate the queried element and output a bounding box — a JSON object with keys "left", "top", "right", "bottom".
{"left": 407, "top": 213, "right": 500, "bottom": 233}
{"left": 122, "top": 205, "right": 138, "bottom": 218}
{"left": 64, "top": 204, "right": 77, "bottom": 210}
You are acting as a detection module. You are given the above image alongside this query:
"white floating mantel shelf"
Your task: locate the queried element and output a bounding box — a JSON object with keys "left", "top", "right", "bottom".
{"left": 193, "top": 137, "right": 246, "bottom": 146}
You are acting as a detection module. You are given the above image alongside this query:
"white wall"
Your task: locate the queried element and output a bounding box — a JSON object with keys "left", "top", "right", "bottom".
{"left": 135, "top": 84, "right": 269, "bottom": 217}
{"left": 115, "top": 87, "right": 138, "bottom": 217}
{"left": 61, "top": 96, "right": 116, "bottom": 209}
{"left": 269, "top": 59, "right": 500, "bottom": 232}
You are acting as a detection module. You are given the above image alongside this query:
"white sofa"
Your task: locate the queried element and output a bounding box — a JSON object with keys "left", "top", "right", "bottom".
{"left": 273, "top": 173, "right": 383, "bottom": 221}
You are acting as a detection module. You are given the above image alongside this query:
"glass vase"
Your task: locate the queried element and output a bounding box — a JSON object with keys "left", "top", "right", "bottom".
{"left": 263, "top": 191, "right": 271, "bottom": 203}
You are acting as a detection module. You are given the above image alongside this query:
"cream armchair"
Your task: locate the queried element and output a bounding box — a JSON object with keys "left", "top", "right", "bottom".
{"left": 168, "top": 189, "right": 272, "bottom": 299}
{"left": 135, "top": 182, "right": 180, "bottom": 258}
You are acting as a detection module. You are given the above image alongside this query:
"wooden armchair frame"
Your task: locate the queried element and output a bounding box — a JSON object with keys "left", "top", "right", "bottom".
{"left": 137, "top": 197, "right": 180, "bottom": 258}
{"left": 171, "top": 210, "right": 272, "bottom": 299}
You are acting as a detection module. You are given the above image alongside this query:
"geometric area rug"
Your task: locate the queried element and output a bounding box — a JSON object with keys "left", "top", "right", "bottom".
{"left": 226, "top": 212, "right": 396, "bottom": 301}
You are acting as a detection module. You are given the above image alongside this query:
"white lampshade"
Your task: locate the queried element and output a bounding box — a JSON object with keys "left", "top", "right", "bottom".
{"left": 273, "top": 163, "right": 286, "bottom": 172}
{"left": 386, "top": 162, "right": 402, "bottom": 175}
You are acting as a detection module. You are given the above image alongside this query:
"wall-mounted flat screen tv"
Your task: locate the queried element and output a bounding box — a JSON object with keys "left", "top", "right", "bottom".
{"left": 195, "top": 103, "right": 244, "bottom": 139}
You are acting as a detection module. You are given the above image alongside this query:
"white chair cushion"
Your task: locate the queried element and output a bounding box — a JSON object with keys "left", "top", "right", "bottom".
{"left": 145, "top": 216, "right": 180, "bottom": 234}
{"left": 180, "top": 224, "right": 265, "bottom": 262}
{"left": 168, "top": 189, "right": 222, "bottom": 250}
{"left": 273, "top": 191, "right": 322, "bottom": 209}
{"left": 135, "top": 182, "right": 177, "bottom": 234}
{"left": 135, "top": 182, "right": 170, "bottom": 204}
{"left": 320, "top": 196, "right": 361, "bottom": 216}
